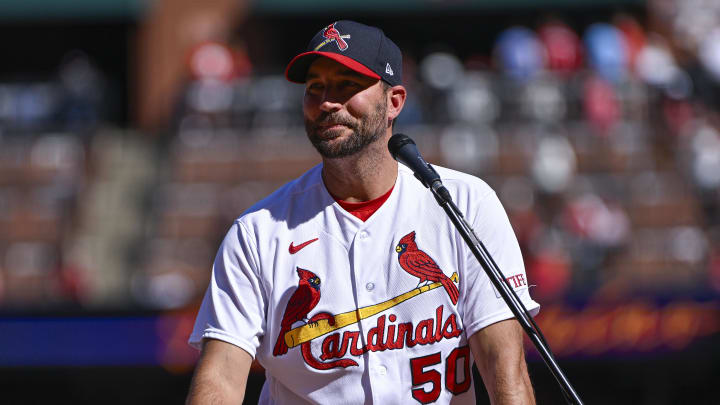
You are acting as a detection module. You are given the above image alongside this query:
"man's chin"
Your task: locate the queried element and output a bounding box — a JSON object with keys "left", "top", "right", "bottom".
{"left": 310, "top": 137, "right": 360, "bottom": 159}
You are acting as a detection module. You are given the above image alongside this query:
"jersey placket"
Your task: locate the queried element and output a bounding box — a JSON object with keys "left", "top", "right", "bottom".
{"left": 347, "top": 223, "right": 398, "bottom": 404}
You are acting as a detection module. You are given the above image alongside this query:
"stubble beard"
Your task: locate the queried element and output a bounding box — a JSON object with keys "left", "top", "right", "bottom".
{"left": 305, "top": 98, "right": 387, "bottom": 159}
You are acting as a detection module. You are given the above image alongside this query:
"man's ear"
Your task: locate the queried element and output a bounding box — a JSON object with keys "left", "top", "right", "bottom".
{"left": 386, "top": 85, "right": 407, "bottom": 122}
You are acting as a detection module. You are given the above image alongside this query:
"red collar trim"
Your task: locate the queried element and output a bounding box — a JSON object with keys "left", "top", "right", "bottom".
{"left": 334, "top": 186, "right": 394, "bottom": 222}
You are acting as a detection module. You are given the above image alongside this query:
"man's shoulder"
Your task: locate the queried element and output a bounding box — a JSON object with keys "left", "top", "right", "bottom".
{"left": 235, "top": 164, "right": 326, "bottom": 226}
{"left": 399, "top": 163, "right": 495, "bottom": 199}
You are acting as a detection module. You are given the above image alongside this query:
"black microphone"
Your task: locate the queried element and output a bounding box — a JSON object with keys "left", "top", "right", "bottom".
{"left": 388, "top": 133, "right": 451, "bottom": 202}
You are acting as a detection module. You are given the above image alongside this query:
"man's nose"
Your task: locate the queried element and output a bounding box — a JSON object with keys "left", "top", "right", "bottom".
{"left": 318, "top": 93, "right": 342, "bottom": 113}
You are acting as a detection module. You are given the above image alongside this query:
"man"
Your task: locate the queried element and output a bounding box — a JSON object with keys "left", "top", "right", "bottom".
{"left": 186, "top": 20, "right": 539, "bottom": 404}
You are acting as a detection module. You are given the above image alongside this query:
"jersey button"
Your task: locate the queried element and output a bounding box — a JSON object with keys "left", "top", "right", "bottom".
{"left": 359, "top": 231, "right": 369, "bottom": 240}
{"left": 377, "top": 365, "right": 387, "bottom": 376}
{"left": 366, "top": 282, "right": 375, "bottom": 291}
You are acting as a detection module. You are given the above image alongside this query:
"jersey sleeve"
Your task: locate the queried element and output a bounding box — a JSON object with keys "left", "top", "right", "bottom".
{"left": 461, "top": 190, "right": 540, "bottom": 339}
{"left": 188, "top": 221, "right": 267, "bottom": 358}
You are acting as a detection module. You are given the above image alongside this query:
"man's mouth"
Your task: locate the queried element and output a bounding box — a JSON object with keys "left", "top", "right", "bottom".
{"left": 318, "top": 123, "right": 346, "bottom": 130}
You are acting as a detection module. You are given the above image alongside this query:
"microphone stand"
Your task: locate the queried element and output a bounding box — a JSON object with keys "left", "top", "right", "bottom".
{"left": 428, "top": 181, "right": 584, "bottom": 405}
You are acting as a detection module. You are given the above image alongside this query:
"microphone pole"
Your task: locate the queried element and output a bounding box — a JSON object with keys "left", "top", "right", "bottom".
{"left": 388, "top": 134, "right": 584, "bottom": 405}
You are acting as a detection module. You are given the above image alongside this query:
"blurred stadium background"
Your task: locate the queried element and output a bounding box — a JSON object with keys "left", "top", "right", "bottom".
{"left": 0, "top": 0, "right": 719, "bottom": 403}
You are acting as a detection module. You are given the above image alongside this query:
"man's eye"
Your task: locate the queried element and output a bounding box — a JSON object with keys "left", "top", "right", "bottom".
{"left": 307, "top": 83, "right": 323, "bottom": 92}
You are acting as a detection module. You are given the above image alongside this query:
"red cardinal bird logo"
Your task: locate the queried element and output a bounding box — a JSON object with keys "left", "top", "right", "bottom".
{"left": 323, "top": 23, "right": 349, "bottom": 51}
{"left": 396, "top": 231, "right": 459, "bottom": 305}
{"left": 273, "top": 267, "right": 323, "bottom": 356}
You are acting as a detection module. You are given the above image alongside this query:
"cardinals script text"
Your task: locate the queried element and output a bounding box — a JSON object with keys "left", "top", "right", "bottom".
{"left": 300, "top": 305, "right": 462, "bottom": 370}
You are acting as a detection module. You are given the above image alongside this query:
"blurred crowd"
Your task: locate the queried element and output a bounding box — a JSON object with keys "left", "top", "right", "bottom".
{"left": 1, "top": 2, "right": 719, "bottom": 311}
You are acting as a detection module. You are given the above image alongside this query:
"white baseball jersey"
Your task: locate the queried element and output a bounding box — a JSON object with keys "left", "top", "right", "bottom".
{"left": 189, "top": 162, "right": 540, "bottom": 404}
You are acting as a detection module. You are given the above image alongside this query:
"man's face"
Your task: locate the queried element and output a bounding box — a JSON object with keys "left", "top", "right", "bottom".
{"left": 303, "top": 57, "right": 388, "bottom": 159}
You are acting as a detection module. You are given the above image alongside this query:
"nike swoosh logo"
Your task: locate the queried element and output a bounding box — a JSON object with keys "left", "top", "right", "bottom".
{"left": 289, "top": 238, "right": 318, "bottom": 254}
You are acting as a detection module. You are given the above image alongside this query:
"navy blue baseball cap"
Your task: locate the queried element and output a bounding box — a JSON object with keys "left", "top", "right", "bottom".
{"left": 285, "top": 20, "right": 402, "bottom": 87}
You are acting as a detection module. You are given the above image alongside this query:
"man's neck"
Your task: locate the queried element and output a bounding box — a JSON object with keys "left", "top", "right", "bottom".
{"left": 321, "top": 137, "right": 398, "bottom": 203}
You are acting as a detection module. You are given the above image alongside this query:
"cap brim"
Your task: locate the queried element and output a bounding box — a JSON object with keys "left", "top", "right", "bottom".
{"left": 285, "top": 51, "right": 381, "bottom": 83}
